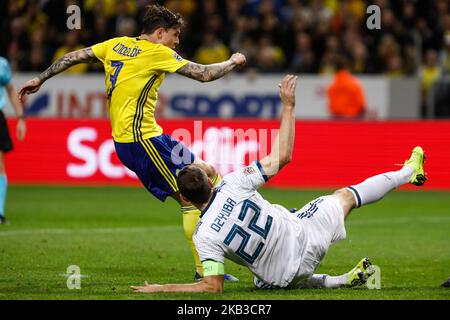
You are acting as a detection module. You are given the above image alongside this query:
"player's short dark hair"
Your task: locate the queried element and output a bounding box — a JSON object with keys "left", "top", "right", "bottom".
{"left": 141, "top": 4, "right": 184, "bottom": 34}
{"left": 176, "top": 165, "right": 212, "bottom": 205}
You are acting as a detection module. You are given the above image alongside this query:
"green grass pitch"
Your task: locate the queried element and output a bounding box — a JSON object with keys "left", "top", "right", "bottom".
{"left": 0, "top": 185, "right": 449, "bottom": 300}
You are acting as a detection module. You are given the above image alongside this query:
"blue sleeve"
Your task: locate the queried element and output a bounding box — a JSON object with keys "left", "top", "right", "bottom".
{"left": 0, "top": 60, "right": 12, "bottom": 86}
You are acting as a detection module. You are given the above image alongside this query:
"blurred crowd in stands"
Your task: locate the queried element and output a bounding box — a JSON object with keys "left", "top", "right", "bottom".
{"left": 1, "top": 0, "right": 450, "bottom": 95}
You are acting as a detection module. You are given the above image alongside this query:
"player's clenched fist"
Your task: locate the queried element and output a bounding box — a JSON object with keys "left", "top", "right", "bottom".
{"left": 18, "top": 78, "right": 42, "bottom": 104}
{"left": 230, "top": 52, "right": 246, "bottom": 66}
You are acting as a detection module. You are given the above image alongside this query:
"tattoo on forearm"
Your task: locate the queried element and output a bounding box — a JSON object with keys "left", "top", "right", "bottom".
{"left": 38, "top": 47, "right": 96, "bottom": 82}
{"left": 177, "top": 61, "right": 235, "bottom": 82}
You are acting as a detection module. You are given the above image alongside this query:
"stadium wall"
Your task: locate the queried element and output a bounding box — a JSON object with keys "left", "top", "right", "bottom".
{"left": 10, "top": 74, "right": 420, "bottom": 119}
{"left": 6, "top": 119, "right": 450, "bottom": 190}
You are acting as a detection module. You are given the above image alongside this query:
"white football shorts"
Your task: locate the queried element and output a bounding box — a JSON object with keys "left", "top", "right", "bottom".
{"left": 289, "top": 195, "right": 346, "bottom": 287}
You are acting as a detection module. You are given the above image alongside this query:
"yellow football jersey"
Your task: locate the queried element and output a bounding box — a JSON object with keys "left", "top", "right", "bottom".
{"left": 91, "top": 36, "right": 189, "bottom": 142}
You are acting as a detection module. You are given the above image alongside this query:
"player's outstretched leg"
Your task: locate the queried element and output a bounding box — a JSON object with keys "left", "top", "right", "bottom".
{"left": 333, "top": 146, "right": 427, "bottom": 217}
{"left": 304, "top": 257, "right": 375, "bottom": 289}
{"left": 181, "top": 204, "right": 204, "bottom": 279}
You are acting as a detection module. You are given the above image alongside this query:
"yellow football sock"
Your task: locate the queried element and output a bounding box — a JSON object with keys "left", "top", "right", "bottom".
{"left": 181, "top": 173, "right": 222, "bottom": 277}
{"left": 182, "top": 206, "right": 202, "bottom": 275}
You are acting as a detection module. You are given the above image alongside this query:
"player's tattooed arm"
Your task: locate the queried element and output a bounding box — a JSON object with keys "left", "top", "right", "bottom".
{"left": 177, "top": 61, "right": 234, "bottom": 82}
{"left": 18, "top": 47, "right": 97, "bottom": 102}
{"left": 177, "top": 53, "right": 246, "bottom": 82}
{"left": 37, "top": 47, "right": 96, "bottom": 83}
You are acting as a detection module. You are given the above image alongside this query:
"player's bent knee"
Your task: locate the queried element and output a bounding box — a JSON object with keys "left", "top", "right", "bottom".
{"left": 331, "top": 188, "right": 356, "bottom": 216}
{"left": 193, "top": 159, "right": 216, "bottom": 178}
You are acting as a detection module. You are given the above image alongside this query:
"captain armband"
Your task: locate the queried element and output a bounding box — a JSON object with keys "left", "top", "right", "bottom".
{"left": 202, "top": 260, "right": 225, "bottom": 277}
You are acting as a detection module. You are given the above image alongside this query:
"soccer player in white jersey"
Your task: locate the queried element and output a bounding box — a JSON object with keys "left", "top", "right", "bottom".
{"left": 130, "top": 75, "right": 427, "bottom": 293}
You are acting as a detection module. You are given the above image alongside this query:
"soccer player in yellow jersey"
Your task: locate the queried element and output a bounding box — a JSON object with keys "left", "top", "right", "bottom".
{"left": 18, "top": 5, "right": 246, "bottom": 281}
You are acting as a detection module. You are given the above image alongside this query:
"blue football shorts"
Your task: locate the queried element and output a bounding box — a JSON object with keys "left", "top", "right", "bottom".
{"left": 114, "top": 134, "right": 196, "bottom": 202}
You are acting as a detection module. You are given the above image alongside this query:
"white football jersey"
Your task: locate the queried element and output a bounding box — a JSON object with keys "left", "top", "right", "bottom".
{"left": 193, "top": 161, "right": 309, "bottom": 288}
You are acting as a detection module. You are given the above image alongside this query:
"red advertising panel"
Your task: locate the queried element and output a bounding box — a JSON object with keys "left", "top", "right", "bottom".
{"left": 5, "top": 119, "right": 450, "bottom": 190}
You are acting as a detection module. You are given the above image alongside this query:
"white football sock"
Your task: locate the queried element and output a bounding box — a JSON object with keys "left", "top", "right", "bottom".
{"left": 305, "top": 274, "right": 348, "bottom": 288}
{"left": 347, "top": 166, "right": 414, "bottom": 207}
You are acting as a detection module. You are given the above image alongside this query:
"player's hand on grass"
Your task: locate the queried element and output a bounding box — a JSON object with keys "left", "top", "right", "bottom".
{"left": 230, "top": 53, "right": 246, "bottom": 67}
{"left": 279, "top": 74, "right": 298, "bottom": 108}
{"left": 130, "top": 281, "right": 162, "bottom": 293}
{"left": 18, "top": 77, "right": 43, "bottom": 104}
